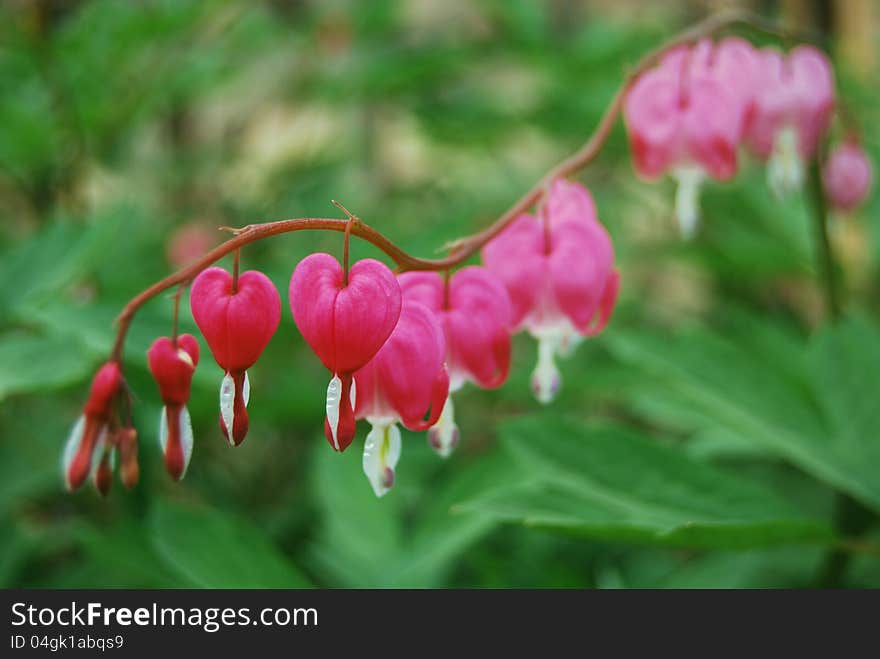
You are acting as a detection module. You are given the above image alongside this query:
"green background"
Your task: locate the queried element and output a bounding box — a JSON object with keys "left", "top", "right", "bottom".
{"left": 1, "top": 0, "right": 879, "bottom": 588}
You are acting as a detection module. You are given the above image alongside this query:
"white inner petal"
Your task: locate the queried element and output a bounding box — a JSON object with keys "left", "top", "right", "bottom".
{"left": 159, "top": 406, "right": 169, "bottom": 452}
{"left": 242, "top": 371, "right": 251, "bottom": 407}
{"left": 428, "top": 394, "right": 459, "bottom": 458}
{"left": 178, "top": 405, "right": 194, "bottom": 479}
{"left": 555, "top": 327, "right": 583, "bottom": 360}
{"left": 672, "top": 166, "right": 705, "bottom": 240}
{"left": 363, "top": 422, "right": 401, "bottom": 498}
{"left": 349, "top": 376, "right": 357, "bottom": 411}
{"left": 767, "top": 126, "right": 804, "bottom": 199}
{"left": 61, "top": 415, "right": 86, "bottom": 487}
{"left": 219, "top": 372, "right": 236, "bottom": 446}
{"left": 89, "top": 426, "right": 109, "bottom": 479}
{"left": 325, "top": 374, "right": 343, "bottom": 451}
{"left": 531, "top": 334, "right": 562, "bottom": 405}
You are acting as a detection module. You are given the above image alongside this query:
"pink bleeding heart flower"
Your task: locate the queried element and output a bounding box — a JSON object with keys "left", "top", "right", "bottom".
{"left": 823, "top": 139, "right": 872, "bottom": 212}
{"left": 289, "top": 253, "right": 402, "bottom": 453}
{"left": 190, "top": 267, "right": 281, "bottom": 446}
{"left": 624, "top": 39, "right": 753, "bottom": 237}
{"left": 148, "top": 334, "right": 200, "bottom": 481}
{"left": 483, "top": 179, "right": 619, "bottom": 404}
{"left": 354, "top": 300, "right": 449, "bottom": 496}
{"left": 746, "top": 45, "right": 835, "bottom": 198}
{"left": 62, "top": 361, "right": 123, "bottom": 492}
{"left": 398, "top": 266, "right": 511, "bottom": 457}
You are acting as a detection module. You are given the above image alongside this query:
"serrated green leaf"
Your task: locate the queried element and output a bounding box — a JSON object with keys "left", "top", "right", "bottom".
{"left": 607, "top": 317, "right": 880, "bottom": 512}
{"left": 457, "top": 416, "right": 832, "bottom": 548}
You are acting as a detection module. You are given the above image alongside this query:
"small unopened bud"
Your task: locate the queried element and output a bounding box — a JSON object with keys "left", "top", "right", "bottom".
{"left": 93, "top": 450, "right": 113, "bottom": 497}
{"left": 117, "top": 427, "right": 139, "bottom": 489}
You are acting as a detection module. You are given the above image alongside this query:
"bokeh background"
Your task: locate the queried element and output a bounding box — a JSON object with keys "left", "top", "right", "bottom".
{"left": 1, "top": 0, "right": 879, "bottom": 588}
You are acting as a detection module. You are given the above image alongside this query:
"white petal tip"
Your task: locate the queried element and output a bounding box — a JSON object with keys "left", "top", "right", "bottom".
{"left": 427, "top": 396, "right": 459, "bottom": 458}
{"left": 325, "top": 374, "right": 343, "bottom": 451}
{"left": 363, "top": 423, "right": 401, "bottom": 497}
{"left": 532, "top": 337, "right": 562, "bottom": 404}
{"left": 219, "top": 372, "right": 236, "bottom": 445}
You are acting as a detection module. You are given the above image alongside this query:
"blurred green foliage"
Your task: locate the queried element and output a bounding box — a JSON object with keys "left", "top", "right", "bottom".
{"left": 0, "top": 0, "right": 878, "bottom": 588}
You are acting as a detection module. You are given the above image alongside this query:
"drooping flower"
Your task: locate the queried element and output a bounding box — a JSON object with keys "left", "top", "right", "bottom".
{"left": 62, "top": 361, "right": 123, "bottom": 491}
{"left": 289, "top": 253, "right": 402, "bottom": 452}
{"left": 624, "top": 38, "right": 756, "bottom": 237}
{"left": 398, "top": 266, "right": 511, "bottom": 456}
{"left": 746, "top": 45, "right": 835, "bottom": 198}
{"left": 823, "top": 139, "right": 872, "bottom": 212}
{"left": 354, "top": 300, "right": 449, "bottom": 496}
{"left": 148, "top": 334, "right": 200, "bottom": 480}
{"left": 482, "top": 179, "right": 618, "bottom": 404}
{"left": 190, "top": 267, "right": 281, "bottom": 446}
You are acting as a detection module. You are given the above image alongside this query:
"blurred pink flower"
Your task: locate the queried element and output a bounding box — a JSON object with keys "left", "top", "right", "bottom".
{"left": 824, "top": 140, "right": 872, "bottom": 212}
{"left": 167, "top": 223, "right": 217, "bottom": 269}
{"left": 746, "top": 46, "right": 835, "bottom": 197}
{"left": 624, "top": 38, "right": 757, "bottom": 236}
{"left": 483, "top": 180, "right": 618, "bottom": 403}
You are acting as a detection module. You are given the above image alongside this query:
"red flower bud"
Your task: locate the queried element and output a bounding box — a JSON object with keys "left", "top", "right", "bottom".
{"left": 148, "top": 334, "right": 200, "bottom": 480}
{"left": 63, "top": 362, "right": 123, "bottom": 492}
{"left": 148, "top": 335, "right": 200, "bottom": 405}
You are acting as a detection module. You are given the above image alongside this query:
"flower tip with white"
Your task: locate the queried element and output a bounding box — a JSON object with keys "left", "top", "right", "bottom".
{"left": 363, "top": 422, "right": 401, "bottom": 497}
{"left": 531, "top": 336, "right": 562, "bottom": 405}
{"left": 427, "top": 395, "right": 459, "bottom": 458}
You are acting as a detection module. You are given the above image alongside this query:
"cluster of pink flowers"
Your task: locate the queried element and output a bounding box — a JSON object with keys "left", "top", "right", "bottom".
{"left": 62, "top": 180, "right": 619, "bottom": 497}
{"left": 624, "top": 37, "right": 872, "bottom": 237}
{"left": 61, "top": 34, "right": 874, "bottom": 500}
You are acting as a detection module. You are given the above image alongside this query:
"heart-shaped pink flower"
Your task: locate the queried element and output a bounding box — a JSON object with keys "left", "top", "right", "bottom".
{"left": 289, "top": 253, "right": 402, "bottom": 452}
{"left": 190, "top": 266, "right": 281, "bottom": 446}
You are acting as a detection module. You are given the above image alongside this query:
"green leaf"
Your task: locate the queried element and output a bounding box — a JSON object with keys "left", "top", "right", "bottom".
{"left": 607, "top": 317, "right": 880, "bottom": 512}
{"left": 620, "top": 547, "right": 825, "bottom": 589}
{"left": 72, "top": 521, "right": 179, "bottom": 588}
{"left": 808, "top": 317, "right": 880, "bottom": 503}
{"left": 0, "top": 332, "right": 96, "bottom": 401}
{"left": 307, "top": 437, "right": 403, "bottom": 587}
{"left": 0, "top": 213, "right": 123, "bottom": 317}
{"left": 457, "top": 416, "right": 832, "bottom": 548}
{"left": 151, "top": 499, "right": 311, "bottom": 588}
{"left": 307, "top": 431, "right": 508, "bottom": 587}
